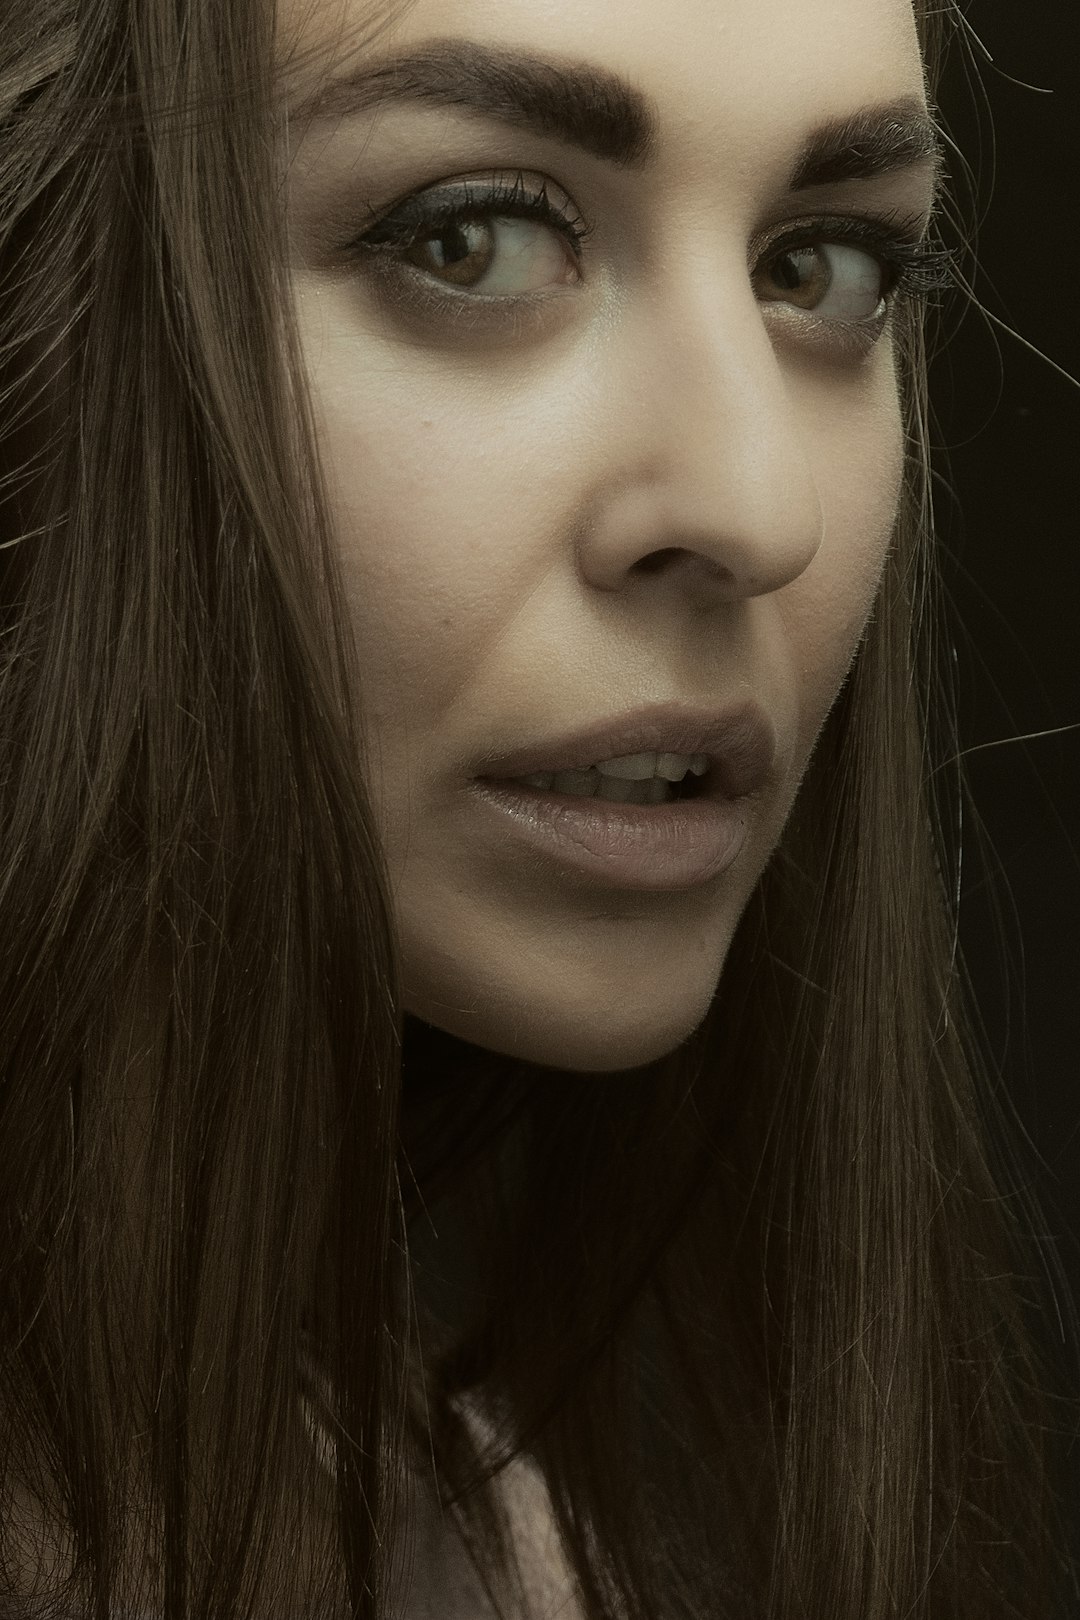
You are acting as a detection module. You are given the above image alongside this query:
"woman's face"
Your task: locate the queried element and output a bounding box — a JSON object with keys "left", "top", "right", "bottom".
{"left": 281, "top": 0, "right": 937, "bottom": 1071}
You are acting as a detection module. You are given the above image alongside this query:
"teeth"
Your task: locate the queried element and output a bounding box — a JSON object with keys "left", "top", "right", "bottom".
{"left": 550, "top": 768, "right": 600, "bottom": 798}
{"left": 513, "top": 753, "right": 709, "bottom": 798}
{"left": 657, "top": 751, "right": 709, "bottom": 782}
{"left": 594, "top": 752, "right": 658, "bottom": 781}
{"left": 593, "top": 751, "right": 710, "bottom": 781}
{"left": 595, "top": 774, "right": 673, "bottom": 805}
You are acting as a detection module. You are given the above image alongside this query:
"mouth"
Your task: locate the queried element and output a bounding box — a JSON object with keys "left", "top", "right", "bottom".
{"left": 463, "top": 702, "right": 774, "bottom": 892}
{"left": 471, "top": 700, "right": 775, "bottom": 801}
{"left": 477, "top": 751, "right": 715, "bottom": 809}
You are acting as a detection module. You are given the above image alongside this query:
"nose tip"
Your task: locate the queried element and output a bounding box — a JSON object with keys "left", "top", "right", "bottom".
{"left": 576, "top": 278, "right": 827, "bottom": 603}
{"left": 580, "top": 449, "right": 825, "bottom": 605}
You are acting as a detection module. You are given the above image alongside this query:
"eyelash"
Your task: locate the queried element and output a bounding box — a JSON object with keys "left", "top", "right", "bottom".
{"left": 352, "top": 171, "right": 595, "bottom": 262}
{"left": 761, "top": 213, "right": 953, "bottom": 306}
{"left": 344, "top": 171, "right": 952, "bottom": 330}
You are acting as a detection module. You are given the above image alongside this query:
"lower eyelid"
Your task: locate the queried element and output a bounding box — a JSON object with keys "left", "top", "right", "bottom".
{"left": 364, "top": 257, "right": 575, "bottom": 339}
{"left": 761, "top": 298, "right": 892, "bottom": 361}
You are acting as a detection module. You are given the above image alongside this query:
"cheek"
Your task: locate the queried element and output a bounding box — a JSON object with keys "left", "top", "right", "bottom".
{"left": 786, "top": 356, "right": 905, "bottom": 726}
{"left": 317, "top": 405, "right": 463, "bottom": 682}
{"left": 308, "top": 350, "right": 558, "bottom": 712}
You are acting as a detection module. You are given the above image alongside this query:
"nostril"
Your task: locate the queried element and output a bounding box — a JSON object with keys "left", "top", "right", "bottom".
{"left": 632, "top": 546, "right": 682, "bottom": 575}
{"left": 632, "top": 548, "right": 737, "bottom": 587}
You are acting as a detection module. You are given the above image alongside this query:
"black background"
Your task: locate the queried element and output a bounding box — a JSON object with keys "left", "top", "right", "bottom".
{"left": 931, "top": 0, "right": 1080, "bottom": 1499}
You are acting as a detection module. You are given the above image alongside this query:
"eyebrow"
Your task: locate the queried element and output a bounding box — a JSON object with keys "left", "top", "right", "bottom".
{"left": 291, "top": 39, "right": 655, "bottom": 165}
{"left": 789, "top": 103, "right": 943, "bottom": 190}
{"left": 289, "top": 39, "right": 944, "bottom": 192}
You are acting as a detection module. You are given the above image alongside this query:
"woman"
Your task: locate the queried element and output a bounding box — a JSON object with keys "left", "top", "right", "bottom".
{"left": 0, "top": 0, "right": 1076, "bottom": 1615}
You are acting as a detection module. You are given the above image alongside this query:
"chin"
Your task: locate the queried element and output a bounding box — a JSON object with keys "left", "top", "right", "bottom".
{"left": 404, "top": 981, "right": 718, "bottom": 1074}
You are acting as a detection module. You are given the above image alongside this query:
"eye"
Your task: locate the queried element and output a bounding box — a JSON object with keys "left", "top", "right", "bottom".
{"left": 750, "top": 215, "right": 953, "bottom": 345}
{"left": 394, "top": 214, "right": 575, "bottom": 296}
{"left": 756, "top": 241, "right": 888, "bottom": 324}
{"left": 348, "top": 172, "right": 592, "bottom": 300}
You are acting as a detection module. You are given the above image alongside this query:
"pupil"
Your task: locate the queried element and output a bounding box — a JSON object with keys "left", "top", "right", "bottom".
{"left": 776, "top": 252, "right": 805, "bottom": 291}
{"left": 433, "top": 225, "right": 474, "bottom": 268}
{"left": 413, "top": 220, "right": 495, "bottom": 287}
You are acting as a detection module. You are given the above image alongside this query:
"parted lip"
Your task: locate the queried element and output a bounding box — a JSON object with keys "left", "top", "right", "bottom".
{"left": 471, "top": 700, "right": 777, "bottom": 800}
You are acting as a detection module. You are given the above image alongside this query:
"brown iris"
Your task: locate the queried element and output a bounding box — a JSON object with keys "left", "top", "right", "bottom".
{"left": 762, "top": 246, "right": 833, "bottom": 310}
{"left": 402, "top": 220, "right": 495, "bottom": 288}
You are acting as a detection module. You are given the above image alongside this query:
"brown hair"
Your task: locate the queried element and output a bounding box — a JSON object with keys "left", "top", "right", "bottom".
{"left": 0, "top": 1, "right": 1076, "bottom": 1616}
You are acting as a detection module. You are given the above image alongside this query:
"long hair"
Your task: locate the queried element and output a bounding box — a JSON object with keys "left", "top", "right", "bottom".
{"left": 0, "top": 1, "right": 1076, "bottom": 1617}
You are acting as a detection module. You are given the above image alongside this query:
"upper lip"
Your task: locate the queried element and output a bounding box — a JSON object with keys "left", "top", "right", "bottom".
{"left": 472, "top": 700, "right": 776, "bottom": 800}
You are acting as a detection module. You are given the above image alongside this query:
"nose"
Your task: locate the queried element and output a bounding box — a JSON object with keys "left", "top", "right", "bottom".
{"left": 576, "top": 267, "right": 825, "bottom": 606}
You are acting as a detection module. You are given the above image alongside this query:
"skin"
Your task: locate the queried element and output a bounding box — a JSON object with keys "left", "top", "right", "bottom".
{"left": 280, "top": 0, "right": 936, "bottom": 1073}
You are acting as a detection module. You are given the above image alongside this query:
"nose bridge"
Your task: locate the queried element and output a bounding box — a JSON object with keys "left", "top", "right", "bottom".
{"left": 585, "top": 255, "right": 824, "bottom": 599}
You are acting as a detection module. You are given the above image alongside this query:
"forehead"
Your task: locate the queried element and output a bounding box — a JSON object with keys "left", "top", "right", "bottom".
{"left": 278, "top": 0, "right": 926, "bottom": 154}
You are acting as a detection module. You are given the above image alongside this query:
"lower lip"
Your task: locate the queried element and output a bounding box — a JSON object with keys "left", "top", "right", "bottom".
{"left": 467, "top": 778, "right": 751, "bottom": 892}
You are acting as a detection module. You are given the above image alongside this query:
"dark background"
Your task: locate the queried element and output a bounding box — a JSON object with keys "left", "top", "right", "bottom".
{"left": 931, "top": 0, "right": 1080, "bottom": 1515}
